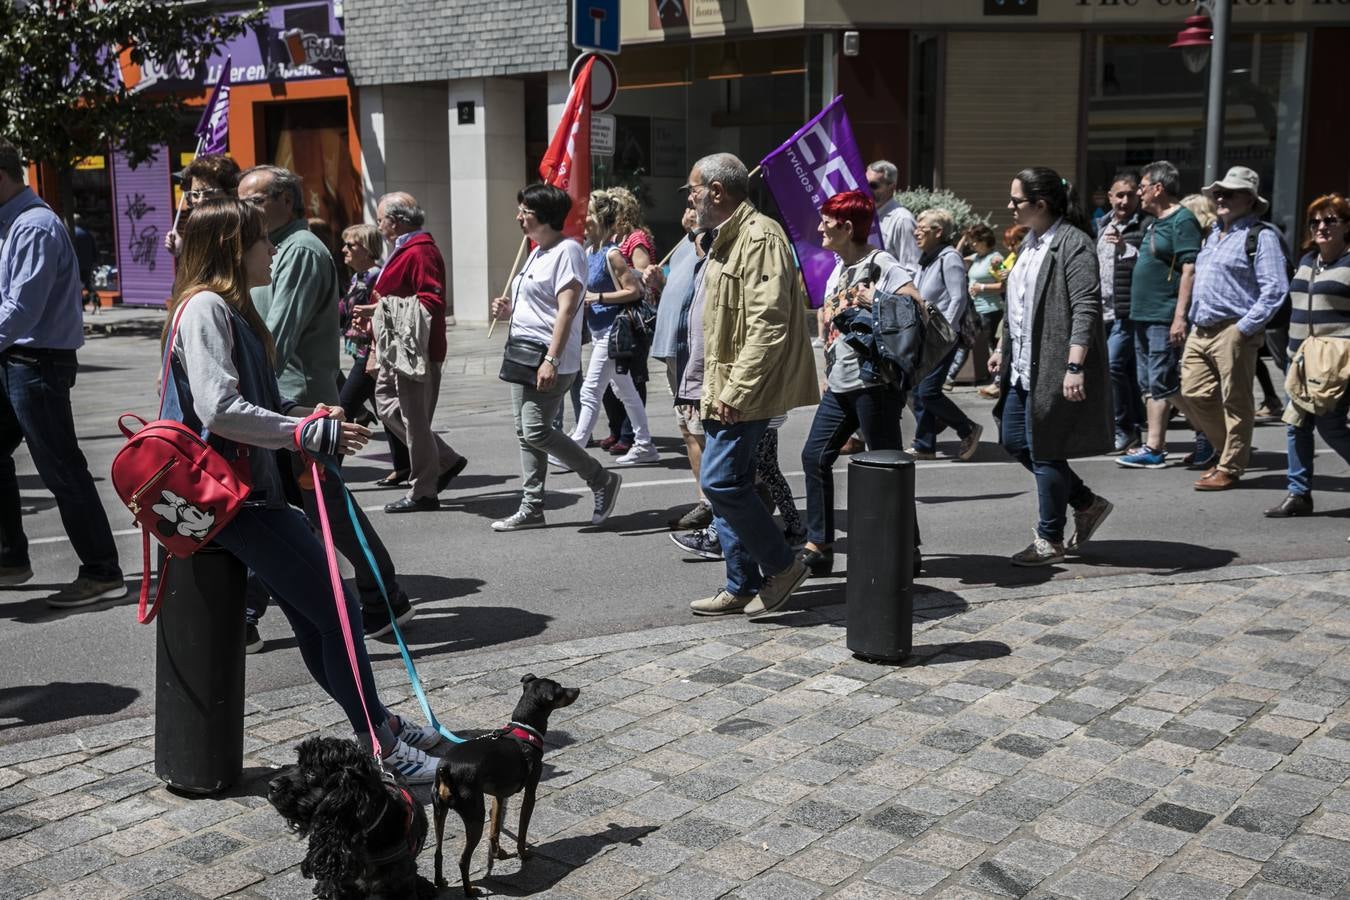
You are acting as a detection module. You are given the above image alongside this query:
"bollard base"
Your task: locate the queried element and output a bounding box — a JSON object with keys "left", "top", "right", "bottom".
{"left": 851, "top": 650, "right": 909, "bottom": 666}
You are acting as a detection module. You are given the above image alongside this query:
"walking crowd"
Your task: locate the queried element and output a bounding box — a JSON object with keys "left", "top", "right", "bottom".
{"left": 2, "top": 130, "right": 1349, "bottom": 786}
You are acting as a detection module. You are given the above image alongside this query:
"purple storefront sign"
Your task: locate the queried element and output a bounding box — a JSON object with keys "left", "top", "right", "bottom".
{"left": 126, "top": 1, "right": 345, "bottom": 92}
{"left": 111, "top": 147, "right": 174, "bottom": 307}
{"left": 760, "top": 96, "right": 878, "bottom": 308}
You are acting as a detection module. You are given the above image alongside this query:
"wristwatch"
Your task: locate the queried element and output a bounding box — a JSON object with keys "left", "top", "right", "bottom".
{"left": 1065, "top": 362, "right": 1084, "bottom": 375}
{"left": 543, "top": 354, "right": 560, "bottom": 367}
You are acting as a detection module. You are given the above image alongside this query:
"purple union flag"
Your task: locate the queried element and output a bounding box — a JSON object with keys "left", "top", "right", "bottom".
{"left": 760, "top": 95, "right": 879, "bottom": 309}
{"left": 194, "top": 57, "right": 232, "bottom": 156}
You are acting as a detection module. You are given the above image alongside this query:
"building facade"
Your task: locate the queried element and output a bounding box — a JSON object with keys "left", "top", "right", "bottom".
{"left": 43, "top": 1, "right": 358, "bottom": 307}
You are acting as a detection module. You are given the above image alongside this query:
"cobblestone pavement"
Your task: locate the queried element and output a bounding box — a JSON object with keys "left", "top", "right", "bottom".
{"left": 3, "top": 558, "right": 1350, "bottom": 899}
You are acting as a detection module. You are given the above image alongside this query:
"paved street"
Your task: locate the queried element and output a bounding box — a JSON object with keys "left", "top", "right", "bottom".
{"left": 0, "top": 313, "right": 1349, "bottom": 897}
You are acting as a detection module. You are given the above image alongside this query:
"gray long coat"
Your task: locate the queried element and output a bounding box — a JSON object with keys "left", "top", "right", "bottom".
{"left": 994, "top": 223, "right": 1113, "bottom": 460}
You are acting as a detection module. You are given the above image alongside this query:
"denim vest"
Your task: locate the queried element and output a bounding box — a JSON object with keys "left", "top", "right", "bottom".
{"left": 160, "top": 307, "right": 289, "bottom": 509}
{"left": 584, "top": 243, "right": 622, "bottom": 333}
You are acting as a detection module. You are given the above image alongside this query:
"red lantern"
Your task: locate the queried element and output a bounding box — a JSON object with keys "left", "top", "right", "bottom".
{"left": 1170, "top": 14, "right": 1213, "bottom": 74}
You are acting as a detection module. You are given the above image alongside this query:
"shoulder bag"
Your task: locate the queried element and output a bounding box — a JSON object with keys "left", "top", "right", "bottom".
{"left": 499, "top": 252, "right": 550, "bottom": 386}
{"left": 1285, "top": 262, "right": 1350, "bottom": 417}
{"left": 110, "top": 296, "right": 252, "bottom": 623}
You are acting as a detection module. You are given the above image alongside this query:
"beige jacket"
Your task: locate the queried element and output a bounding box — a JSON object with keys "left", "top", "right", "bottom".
{"left": 372, "top": 295, "right": 431, "bottom": 381}
{"left": 700, "top": 202, "right": 819, "bottom": 422}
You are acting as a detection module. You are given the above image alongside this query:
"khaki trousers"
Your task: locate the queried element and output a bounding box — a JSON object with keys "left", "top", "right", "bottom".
{"left": 374, "top": 360, "right": 459, "bottom": 500}
{"left": 1179, "top": 321, "right": 1262, "bottom": 476}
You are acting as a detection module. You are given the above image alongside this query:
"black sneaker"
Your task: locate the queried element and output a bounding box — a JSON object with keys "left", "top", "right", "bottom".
{"left": 364, "top": 592, "right": 415, "bottom": 639}
{"left": 245, "top": 623, "right": 264, "bottom": 654}
{"left": 670, "top": 526, "right": 722, "bottom": 560}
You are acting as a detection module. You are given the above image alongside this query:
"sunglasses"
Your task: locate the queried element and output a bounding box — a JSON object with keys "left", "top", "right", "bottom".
{"left": 185, "top": 188, "right": 223, "bottom": 201}
{"left": 342, "top": 240, "right": 364, "bottom": 250}
{"left": 1211, "top": 189, "right": 1236, "bottom": 201}
{"left": 867, "top": 180, "right": 887, "bottom": 190}
{"left": 1309, "top": 216, "right": 1342, "bottom": 230}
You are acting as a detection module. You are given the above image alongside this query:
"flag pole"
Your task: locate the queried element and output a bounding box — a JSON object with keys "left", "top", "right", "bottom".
{"left": 169, "top": 134, "right": 206, "bottom": 240}
{"left": 487, "top": 234, "right": 529, "bottom": 339}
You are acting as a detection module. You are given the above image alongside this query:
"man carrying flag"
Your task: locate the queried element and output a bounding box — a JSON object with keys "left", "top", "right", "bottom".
{"left": 164, "top": 60, "right": 236, "bottom": 257}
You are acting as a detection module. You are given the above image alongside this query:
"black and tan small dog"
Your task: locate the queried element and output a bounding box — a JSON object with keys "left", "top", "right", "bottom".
{"left": 432, "top": 673, "right": 580, "bottom": 895}
{"left": 268, "top": 736, "right": 432, "bottom": 900}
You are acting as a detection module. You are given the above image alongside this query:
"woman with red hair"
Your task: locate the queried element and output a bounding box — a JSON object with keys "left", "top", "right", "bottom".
{"left": 798, "top": 190, "right": 921, "bottom": 577}
{"left": 1265, "top": 193, "right": 1350, "bottom": 520}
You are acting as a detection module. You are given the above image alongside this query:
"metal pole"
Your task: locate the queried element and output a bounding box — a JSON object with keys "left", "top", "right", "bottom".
{"left": 1203, "top": 0, "right": 1230, "bottom": 185}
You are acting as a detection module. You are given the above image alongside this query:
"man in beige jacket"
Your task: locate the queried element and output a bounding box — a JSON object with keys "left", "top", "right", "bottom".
{"left": 685, "top": 153, "right": 820, "bottom": 619}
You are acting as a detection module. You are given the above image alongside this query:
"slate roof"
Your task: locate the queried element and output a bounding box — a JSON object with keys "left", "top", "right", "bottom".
{"left": 343, "top": 0, "right": 570, "bottom": 85}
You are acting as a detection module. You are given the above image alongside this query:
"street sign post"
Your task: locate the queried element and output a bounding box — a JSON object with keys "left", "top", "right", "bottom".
{"left": 572, "top": 0, "right": 620, "bottom": 55}
{"left": 570, "top": 51, "right": 618, "bottom": 112}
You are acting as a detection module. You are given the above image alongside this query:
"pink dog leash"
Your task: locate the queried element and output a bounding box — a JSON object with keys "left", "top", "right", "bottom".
{"left": 294, "top": 411, "right": 381, "bottom": 759}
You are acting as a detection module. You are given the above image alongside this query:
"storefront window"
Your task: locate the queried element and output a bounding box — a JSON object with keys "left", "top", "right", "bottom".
{"left": 1085, "top": 32, "right": 1307, "bottom": 236}
{"left": 600, "top": 35, "right": 817, "bottom": 251}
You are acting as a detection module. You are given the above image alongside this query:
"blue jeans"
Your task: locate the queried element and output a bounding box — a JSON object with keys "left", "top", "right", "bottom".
{"left": 246, "top": 455, "right": 403, "bottom": 625}
{"left": 701, "top": 418, "right": 794, "bottom": 597}
{"left": 1108, "top": 319, "right": 1144, "bottom": 437}
{"left": 912, "top": 344, "right": 977, "bottom": 452}
{"left": 216, "top": 505, "right": 389, "bottom": 735}
{"left": 1000, "top": 383, "right": 1095, "bottom": 544}
{"left": 802, "top": 387, "right": 903, "bottom": 545}
{"left": 0, "top": 350, "right": 121, "bottom": 578}
{"left": 1286, "top": 398, "right": 1350, "bottom": 496}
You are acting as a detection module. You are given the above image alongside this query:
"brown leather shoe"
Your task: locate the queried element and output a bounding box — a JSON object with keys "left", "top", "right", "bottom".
{"left": 1195, "top": 469, "right": 1239, "bottom": 491}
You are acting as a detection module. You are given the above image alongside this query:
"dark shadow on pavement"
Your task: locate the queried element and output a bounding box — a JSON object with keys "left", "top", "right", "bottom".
{"left": 918, "top": 491, "right": 1026, "bottom": 505}
{"left": 903, "top": 639, "right": 1013, "bottom": 666}
{"left": 484, "top": 822, "right": 659, "bottom": 896}
{"left": 363, "top": 605, "right": 552, "bottom": 661}
{"left": 1074, "top": 540, "right": 1238, "bottom": 575}
{"left": 916, "top": 553, "right": 1062, "bottom": 587}
{"left": 0, "top": 582, "right": 138, "bottom": 624}
{"left": 0, "top": 681, "right": 139, "bottom": 730}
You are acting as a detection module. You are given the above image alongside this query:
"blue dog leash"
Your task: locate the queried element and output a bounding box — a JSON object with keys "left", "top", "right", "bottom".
{"left": 325, "top": 461, "right": 466, "bottom": 745}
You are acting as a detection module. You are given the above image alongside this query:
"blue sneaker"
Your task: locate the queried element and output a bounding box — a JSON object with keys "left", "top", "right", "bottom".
{"left": 1116, "top": 446, "right": 1168, "bottom": 469}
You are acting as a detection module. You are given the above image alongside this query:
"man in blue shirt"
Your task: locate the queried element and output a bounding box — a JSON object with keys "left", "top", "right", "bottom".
{"left": 0, "top": 139, "right": 125, "bottom": 605}
{"left": 1180, "top": 166, "right": 1290, "bottom": 491}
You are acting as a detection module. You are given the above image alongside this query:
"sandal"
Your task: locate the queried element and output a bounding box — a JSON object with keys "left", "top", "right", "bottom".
{"left": 374, "top": 470, "right": 409, "bottom": 487}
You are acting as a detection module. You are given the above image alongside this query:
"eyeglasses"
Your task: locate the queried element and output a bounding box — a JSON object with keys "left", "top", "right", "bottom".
{"left": 680, "top": 183, "right": 710, "bottom": 195}
{"left": 516, "top": 206, "right": 538, "bottom": 217}
{"left": 1211, "top": 190, "right": 1234, "bottom": 201}
{"left": 1009, "top": 196, "right": 1032, "bottom": 207}
{"left": 342, "top": 241, "right": 363, "bottom": 250}
{"left": 185, "top": 188, "right": 223, "bottom": 202}
{"left": 1309, "top": 216, "right": 1343, "bottom": 230}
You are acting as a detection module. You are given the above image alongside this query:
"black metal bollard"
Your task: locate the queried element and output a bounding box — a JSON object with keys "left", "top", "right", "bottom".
{"left": 845, "top": 450, "right": 916, "bottom": 664}
{"left": 154, "top": 544, "right": 247, "bottom": 794}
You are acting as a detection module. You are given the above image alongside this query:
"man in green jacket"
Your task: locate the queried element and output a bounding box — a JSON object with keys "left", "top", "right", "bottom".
{"left": 685, "top": 153, "right": 819, "bottom": 620}
{"left": 236, "top": 166, "right": 416, "bottom": 651}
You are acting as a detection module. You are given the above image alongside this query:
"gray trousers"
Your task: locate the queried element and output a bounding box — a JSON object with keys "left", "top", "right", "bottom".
{"left": 511, "top": 373, "right": 605, "bottom": 515}
{"left": 375, "top": 360, "right": 459, "bottom": 500}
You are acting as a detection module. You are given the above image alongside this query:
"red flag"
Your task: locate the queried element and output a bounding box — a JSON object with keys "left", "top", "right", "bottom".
{"left": 539, "top": 58, "right": 593, "bottom": 240}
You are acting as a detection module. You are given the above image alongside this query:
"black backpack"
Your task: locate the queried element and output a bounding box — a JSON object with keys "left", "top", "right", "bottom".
{"left": 1245, "top": 221, "right": 1294, "bottom": 330}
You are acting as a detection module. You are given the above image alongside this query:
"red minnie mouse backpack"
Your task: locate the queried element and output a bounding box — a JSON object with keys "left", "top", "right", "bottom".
{"left": 110, "top": 296, "right": 251, "bottom": 623}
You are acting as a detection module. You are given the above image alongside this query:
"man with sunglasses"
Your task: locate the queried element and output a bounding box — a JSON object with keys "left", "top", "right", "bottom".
{"left": 867, "top": 160, "right": 920, "bottom": 272}
{"left": 163, "top": 153, "right": 240, "bottom": 257}
{"left": 1179, "top": 166, "right": 1290, "bottom": 491}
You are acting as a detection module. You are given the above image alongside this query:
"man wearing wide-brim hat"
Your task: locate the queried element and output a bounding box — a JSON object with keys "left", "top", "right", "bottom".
{"left": 1178, "top": 165, "right": 1290, "bottom": 491}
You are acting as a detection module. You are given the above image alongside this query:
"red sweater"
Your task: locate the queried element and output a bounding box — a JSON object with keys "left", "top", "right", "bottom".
{"left": 373, "top": 232, "right": 447, "bottom": 363}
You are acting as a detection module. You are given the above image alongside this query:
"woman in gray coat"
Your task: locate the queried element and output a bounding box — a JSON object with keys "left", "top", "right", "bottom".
{"left": 990, "top": 167, "right": 1114, "bottom": 566}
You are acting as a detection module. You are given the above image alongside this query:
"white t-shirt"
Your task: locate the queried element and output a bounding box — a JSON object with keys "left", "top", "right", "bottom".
{"left": 509, "top": 238, "right": 587, "bottom": 374}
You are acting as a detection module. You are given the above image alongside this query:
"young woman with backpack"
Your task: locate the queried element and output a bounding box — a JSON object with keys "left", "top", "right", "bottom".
{"left": 160, "top": 198, "right": 443, "bottom": 782}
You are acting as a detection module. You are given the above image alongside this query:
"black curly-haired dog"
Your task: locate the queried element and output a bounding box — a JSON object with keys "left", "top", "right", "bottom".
{"left": 433, "top": 674, "right": 579, "bottom": 896}
{"left": 268, "top": 736, "right": 433, "bottom": 899}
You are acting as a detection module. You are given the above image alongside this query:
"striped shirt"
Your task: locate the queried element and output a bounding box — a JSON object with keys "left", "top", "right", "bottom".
{"left": 1189, "top": 215, "right": 1290, "bottom": 335}
{"left": 1287, "top": 249, "right": 1350, "bottom": 354}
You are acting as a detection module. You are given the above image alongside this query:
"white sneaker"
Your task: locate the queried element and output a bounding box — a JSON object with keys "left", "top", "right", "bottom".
{"left": 616, "top": 443, "right": 659, "bottom": 465}
{"left": 492, "top": 509, "right": 545, "bottom": 532}
{"left": 393, "top": 717, "right": 442, "bottom": 752}
{"left": 382, "top": 738, "right": 438, "bottom": 784}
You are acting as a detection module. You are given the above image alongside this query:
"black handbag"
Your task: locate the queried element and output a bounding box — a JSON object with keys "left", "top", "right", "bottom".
{"left": 499, "top": 335, "right": 548, "bottom": 386}
{"left": 498, "top": 252, "right": 550, "bottom": 386}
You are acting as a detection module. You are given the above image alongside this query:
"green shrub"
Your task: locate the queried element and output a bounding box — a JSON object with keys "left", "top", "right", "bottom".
{"left": 895, "top": 187, "right": 992, "bottom": 232}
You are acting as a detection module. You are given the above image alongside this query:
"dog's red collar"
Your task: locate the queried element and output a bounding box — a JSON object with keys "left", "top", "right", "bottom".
{"left": 504, "top": 722, "right": 544, "bottom": 750}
